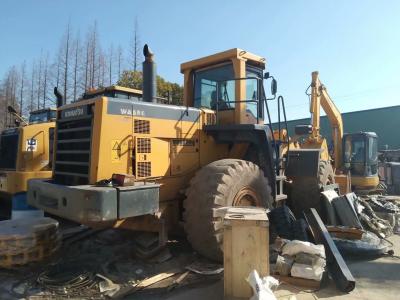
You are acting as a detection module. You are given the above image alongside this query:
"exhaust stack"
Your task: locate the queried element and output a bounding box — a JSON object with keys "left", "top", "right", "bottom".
{"left": 142, "top": 44, "right": 157, "bottom": 103}
{"left": 54, "top": 87, "right": 64, "bottom": 108}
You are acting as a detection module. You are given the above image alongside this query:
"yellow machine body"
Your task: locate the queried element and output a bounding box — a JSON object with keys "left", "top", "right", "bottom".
{"left": 0, "top": 111, "right": 55, "bottom": 200}
{"left": 27, "top": 49, "right": 277, "bottom": 232}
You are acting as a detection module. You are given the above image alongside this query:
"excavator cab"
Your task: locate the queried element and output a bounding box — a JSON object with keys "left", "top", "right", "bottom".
{"left": 343, "top": 132, "right": 379, "bottom": 189}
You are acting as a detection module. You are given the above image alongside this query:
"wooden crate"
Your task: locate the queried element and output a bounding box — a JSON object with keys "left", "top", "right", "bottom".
{"left": 223, "top": 207, "right": 269, "bottom": 300}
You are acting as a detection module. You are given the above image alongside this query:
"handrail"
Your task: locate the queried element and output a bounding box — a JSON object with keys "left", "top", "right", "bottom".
{"left": 277, "top": 95, "right": 290, "bottom": 169}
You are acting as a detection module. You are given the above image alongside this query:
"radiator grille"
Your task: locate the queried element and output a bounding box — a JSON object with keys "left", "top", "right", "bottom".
{"left": 0, "top": 131, "right": 19, "bottom": 170}
{"left": 134, "top": 119, "right": 150, "bottom": 134}
{"left": 137, "top": 162, "right": 151, "bottom": 177}
{"left": 54, "top": 106, "right": 93, "bottom": 185}
{"left": 137, "top": 138, "right": 151, "bottom": 153}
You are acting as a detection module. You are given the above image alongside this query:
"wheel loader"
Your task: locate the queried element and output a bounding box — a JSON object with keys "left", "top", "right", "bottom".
{"left": 28, "top": 45, "right": 292, "bottom": 260}
{"left": 0, "top": 107, "right": 56, "bottom": 219}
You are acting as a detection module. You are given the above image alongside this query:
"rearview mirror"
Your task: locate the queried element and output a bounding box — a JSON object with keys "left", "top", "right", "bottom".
{"left": 7, "top": 106, "right": 17, "bottom": 114}
{"left": 271, "top": 78, "right": 277, "bottom": 96}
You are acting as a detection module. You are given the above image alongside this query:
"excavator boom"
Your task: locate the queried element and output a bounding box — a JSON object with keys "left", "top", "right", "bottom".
{"left": 310, "top": 71, "right": 343, "bottom": 169}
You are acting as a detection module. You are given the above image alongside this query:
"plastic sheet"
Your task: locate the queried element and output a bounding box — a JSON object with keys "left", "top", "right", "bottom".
{"left": 281, "top": 240, "right": 325, "bottom": 258}
{"left": 247, "top": 270, "right": 279, "bottom": 300}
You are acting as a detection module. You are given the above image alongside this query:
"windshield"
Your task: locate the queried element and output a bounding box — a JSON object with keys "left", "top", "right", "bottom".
{"left": 344, "top": 135, "right": 365, "bottom": 163}
{"left": 29, "top": 110, "right": 56, "bottom": 124}
{"left": 368, "top": 136, "right": 378, "bottom": 162}
{"left": 194, "top": 63, "right": 235, "bottom": 110}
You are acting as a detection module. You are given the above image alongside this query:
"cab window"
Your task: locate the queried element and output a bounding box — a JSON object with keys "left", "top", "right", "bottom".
{"left": 246, "top": 66, "right": 263, "bottom": 118}
{"left": 368, "top": 136, "right": 378, "bottom": 163}
{"left": 194, "top": 63, "right": 235, "bottom": 110}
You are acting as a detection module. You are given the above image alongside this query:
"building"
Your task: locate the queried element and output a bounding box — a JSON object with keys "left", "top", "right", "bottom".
{"left": 273, "top": 105, "right": 400, "bottom": 149}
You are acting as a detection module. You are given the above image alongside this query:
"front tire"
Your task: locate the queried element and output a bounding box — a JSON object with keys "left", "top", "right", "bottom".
{"left": 183, "top": 159, "right": 273, "bottom": 261}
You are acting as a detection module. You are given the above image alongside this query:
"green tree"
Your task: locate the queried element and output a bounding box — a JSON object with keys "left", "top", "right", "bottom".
{"left": 117, "top": 70, "right": 183, "bottom": 105}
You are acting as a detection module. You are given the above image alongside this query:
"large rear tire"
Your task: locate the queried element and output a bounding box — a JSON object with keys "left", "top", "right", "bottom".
{"left": 183, "top": 159, "right": 273, "bottom": 261}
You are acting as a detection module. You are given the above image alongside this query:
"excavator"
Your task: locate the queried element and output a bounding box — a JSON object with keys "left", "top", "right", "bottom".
{"left": 283, "top": 71, "right": 379, "bottom": 216}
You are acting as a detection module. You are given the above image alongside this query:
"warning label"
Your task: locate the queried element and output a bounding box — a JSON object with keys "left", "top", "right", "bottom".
{"left": 111, "top": 140, "right": 128, "bottom": 163}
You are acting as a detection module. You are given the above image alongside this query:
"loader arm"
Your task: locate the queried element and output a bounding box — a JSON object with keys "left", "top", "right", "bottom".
{"left": 310, "top": 71, "right": 343, "bottom": 169}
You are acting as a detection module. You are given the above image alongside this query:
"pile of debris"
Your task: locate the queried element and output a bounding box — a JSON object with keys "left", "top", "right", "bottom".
{"left": 319, "top": 191, "right": 395, "bottom": 256}
{"left": 271, "top": 238, "right": 326, "bottom": 287}
{"left": 267, "top": 205, "right": 356, "bottom": 293}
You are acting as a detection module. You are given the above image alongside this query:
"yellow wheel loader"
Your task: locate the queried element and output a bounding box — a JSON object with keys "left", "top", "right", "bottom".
{"left": 28, "top": 45, "right": 290, "bottom": 261}
{"left": 0, "top": 106, "right": 56, "bottom": 219}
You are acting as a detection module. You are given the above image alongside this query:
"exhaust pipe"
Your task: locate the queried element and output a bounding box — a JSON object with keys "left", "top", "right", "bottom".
{"left": 142, "top": 44, "right": 157, "bottom": 103}
{"left": 54, "top": 87, "right": 64, "bottom": 108}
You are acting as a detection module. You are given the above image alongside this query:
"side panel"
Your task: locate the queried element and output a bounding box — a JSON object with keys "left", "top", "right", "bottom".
{"left": 18, "top": 122, "right": 55, "bottom": 172}
{"left": 94, "top": 99, "right": 133, "bottom": 181}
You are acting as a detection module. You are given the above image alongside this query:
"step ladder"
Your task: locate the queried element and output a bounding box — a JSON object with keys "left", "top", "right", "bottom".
{"left": 275, "top": 171, "right": 287, "bottom": 203}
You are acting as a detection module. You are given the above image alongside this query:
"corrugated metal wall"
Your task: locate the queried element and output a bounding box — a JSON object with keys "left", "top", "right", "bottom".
{"left": 272, "top": 105, "right": 400, "bottom": 149}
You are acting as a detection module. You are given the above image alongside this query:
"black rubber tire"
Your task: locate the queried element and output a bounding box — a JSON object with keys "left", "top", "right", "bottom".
{"left": 183, "top": 159, "right": 273, "bottom": 261}
{"left": 290, "top": 160, "right": 335, "bottom": 218}
{"left": 268, "top": 205, "right": 296, "bottom": 240}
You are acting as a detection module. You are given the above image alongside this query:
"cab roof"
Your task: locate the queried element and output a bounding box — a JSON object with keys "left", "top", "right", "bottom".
{"left": 30, "top": 108, "right": 56, "bottom": 114}
{"left": 180, "top": 48, "right": 266, "bottom": 73}
{"left": 84, "top": 85, "right": 142, "bottom": 97}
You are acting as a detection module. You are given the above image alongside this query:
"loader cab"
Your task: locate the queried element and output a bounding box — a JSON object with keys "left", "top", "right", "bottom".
{"left": 181, "top": 49, "right": 273, "bottom": 125}
{"left": 28, "top": 109, "right": 57, "bottom": 124}
{"left": 343, "top": 132, "right": 379, "bottom": 179}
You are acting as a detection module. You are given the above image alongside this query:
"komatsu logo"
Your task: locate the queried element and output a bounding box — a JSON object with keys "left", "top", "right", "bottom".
{"left": 62, "top": 107, "right": 85, "bottom": 118}
{"left": 64, "top": 108, "right": 84, "bottom": 117}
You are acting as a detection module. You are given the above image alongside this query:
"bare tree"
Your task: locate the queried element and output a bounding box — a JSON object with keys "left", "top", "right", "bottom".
{"left": 3, "top": 67, "right": 19, "bottom": 126}
{"left": 29, "top": 61, "right": 36, "bottom": 112}
{"left": 117, "top": 45, "right": 123, "bottom": 81}
{"left": 89, "top": 22, "right": 98, "bottom": 89}
{"left": 130, "top": 17, "right": 141, "bottom": 71}
{"left": 72, "top": 33, "right": 81, "bottom": 100}
{"left": 84, "top": 38, "right": 90, "bottom": 91}
{"left": 19, "top": 61, "right": 26, "bottom": 115}
{"left": 42, "top": 53, "right": 49, "bottom": 108}
{"left": 37, "top": 51, "right": 43, "bottom": 109}
{"left": 108, "top": 44, "right": 113, "bottom": 86}
{"left": 61, "top": 22, "right": 71, "bottom": 102}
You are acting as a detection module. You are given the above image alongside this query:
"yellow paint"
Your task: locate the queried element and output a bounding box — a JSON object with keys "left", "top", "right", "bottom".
{"left": 352, "top": 175, "right": 380, "bottom": 190}
{"left": 0, "top": 120, "right": 54, "bottom": 198}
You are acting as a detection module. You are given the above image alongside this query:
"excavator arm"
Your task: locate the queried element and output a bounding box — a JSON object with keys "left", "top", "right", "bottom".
{"left": 310, "top": 71, "right": 343, "bottom": 169}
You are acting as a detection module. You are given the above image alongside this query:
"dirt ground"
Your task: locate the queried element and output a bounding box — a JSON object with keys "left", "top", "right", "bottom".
{"left": 0, "top": 221, "right": 399, "bottom": 300}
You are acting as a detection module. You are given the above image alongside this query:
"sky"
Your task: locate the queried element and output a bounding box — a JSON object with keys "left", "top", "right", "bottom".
{"left": 0, "top": 0, "right": 399, "bottom": 121}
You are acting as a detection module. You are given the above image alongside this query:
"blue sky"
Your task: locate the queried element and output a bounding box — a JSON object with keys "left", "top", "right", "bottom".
{"left": 0, "top": 0, "right": 399, "bottom": 121}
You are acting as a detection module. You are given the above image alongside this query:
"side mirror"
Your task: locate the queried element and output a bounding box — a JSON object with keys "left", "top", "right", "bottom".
{"left": 271, "top": 78, "right": 277, "bottom": 96}
{"left": 7, "top": 106, "right": 17, "bottom": 114}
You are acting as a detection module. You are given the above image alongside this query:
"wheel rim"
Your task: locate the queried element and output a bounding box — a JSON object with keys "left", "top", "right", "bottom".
{"left": 232, "top": 187, "right": 260, "bottom": 207}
